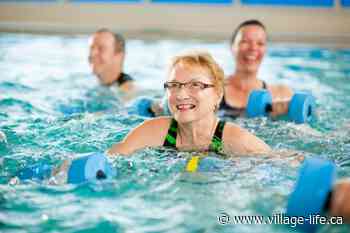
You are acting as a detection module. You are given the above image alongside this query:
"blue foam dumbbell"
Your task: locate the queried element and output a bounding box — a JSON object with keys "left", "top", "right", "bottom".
{"left": 17, "top": 152, "right": 115, "bottom": 184}
{"left": 288, "top": 92, "right": 315, "bottom": 124}
{"left": 246, "top": 90, "right": 272, "bottom": 118}
{"left": 286, "top": 158, "right": 336, "bottom": 233}
{"left": 17, "top": 163, "right": 53, "bottom": 181}
{"left": 67, "top": 152, "right": 115, "bottom": 184}
{"left": 128, "top": 97, "right": 155, "bottom": 117}
{"left": 246, "top": 90, "right": 315, "bottom": 124}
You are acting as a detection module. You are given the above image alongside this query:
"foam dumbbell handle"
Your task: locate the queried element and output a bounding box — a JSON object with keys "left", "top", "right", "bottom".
{"left": 286, "top": 157, "right": 336, "bottom": 233}
{"left": 67, "top": 152, "right": 115, "bottom": 184}
{"left": 246, "top": 90, "right": 273, "bottom": 118}
{"left": 288, "top": 92, "right": 315, "bottom": 124}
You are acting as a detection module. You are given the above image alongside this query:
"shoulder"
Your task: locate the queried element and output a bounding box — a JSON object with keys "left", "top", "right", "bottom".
{"left": 222, "top": 122, "right": 271, "bottom": 155}
{"left": 129, "top": 117, "right": 172, "bottom": 139}
{"left": 108, "top": 117, "right": 172, "bottom": 156}
{"left": 267, "top": 84, "right": 293, "bottom": 100}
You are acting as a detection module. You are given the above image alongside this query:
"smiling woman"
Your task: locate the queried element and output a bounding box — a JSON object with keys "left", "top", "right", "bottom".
{"left": 220, "top": 19, "right": 294, "bottom": 118}
{"left": 108, "top": 50, "right": 271, "bottom": 156}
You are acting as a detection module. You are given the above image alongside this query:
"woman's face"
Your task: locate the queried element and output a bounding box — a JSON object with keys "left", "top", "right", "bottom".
{"left": 232, "top": 25, "right": 267, "bottom": 74}
{"left": 166, "top": 64, "right": 219, "bottom": 124}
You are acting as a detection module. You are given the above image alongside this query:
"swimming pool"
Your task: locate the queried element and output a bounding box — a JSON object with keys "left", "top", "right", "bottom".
{"left": 0, "top": 33, "right": 350, "bottom": 233}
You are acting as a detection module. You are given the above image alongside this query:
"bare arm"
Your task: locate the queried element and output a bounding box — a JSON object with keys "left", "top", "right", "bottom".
{"left": 107, "top": 117, "right": 171, "bottom": 156}
{"left": 222, "top": 123, "right": 271, "bottom": 155}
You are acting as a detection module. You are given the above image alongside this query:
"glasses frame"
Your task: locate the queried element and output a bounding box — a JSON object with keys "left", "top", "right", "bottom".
{"left": 164, "top": 81, "right": 215, "bottom": 91}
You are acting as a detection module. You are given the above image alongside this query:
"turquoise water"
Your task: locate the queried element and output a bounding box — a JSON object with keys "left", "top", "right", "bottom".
{"left": 0, "top": 33, "right": 350, "bottom": 233}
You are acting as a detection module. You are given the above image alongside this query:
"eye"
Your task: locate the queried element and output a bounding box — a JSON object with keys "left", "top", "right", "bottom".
{"left": 165, "top": 82, "right": 179, "bottom": 89}
{"left": 190, "top": 82, "right": 204, "bottom": 89}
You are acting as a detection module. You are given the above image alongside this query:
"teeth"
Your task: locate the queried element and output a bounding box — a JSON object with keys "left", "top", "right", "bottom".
{"left": 176, "top": 104, "right": 195, "bottom": 110}
{"left": 246, "top": 55, "right": 257, "bottom": 60}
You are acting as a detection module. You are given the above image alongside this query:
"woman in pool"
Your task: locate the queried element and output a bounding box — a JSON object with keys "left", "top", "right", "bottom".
{"left": 108, "top": 51, "right": 270, "bottom": 156}
{"left": 220, "top": 19, "right": 293, "bottom": 118}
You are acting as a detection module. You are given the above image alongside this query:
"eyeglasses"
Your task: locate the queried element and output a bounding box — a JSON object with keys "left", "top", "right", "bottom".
{"left": 164, "top": 81, "right": 215, "bottom": 92}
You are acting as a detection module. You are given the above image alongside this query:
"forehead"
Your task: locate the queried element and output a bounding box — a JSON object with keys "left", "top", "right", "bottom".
{"left": 168, "top": 63, "right": 212, "bottom": 83}
{"left": 90, "top": 32, "right": 115, "bottom": 46}
{"left": 239, "top": 25, "right": 266, "bottom": 40}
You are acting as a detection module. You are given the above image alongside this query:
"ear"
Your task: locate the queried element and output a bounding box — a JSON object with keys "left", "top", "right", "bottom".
{"left": 217, "top": 89, "right": 224, "bottom": 105}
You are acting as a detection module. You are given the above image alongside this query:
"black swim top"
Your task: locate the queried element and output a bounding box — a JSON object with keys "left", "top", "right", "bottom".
{"left": 163, "top": 119, "right": 226, "bottom": 154}
{"left": 116, "top": 73, "right": 133, "bottom": 86}
{"left": 219, "top": 80, "right": 267, "bottom": 118}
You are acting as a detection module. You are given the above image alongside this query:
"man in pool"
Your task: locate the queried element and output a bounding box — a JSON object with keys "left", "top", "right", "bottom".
{"left": 89, "top": 28, "right": 134, "bottom": 92}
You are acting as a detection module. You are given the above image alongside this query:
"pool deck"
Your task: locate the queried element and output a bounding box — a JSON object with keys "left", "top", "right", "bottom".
{"left": 0, "top": 1, "right": 350, "bottom": 45}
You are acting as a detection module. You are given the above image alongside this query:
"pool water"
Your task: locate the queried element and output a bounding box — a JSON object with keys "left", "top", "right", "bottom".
{"left": 0, "top": 33, "right": 350, "bottom": 233}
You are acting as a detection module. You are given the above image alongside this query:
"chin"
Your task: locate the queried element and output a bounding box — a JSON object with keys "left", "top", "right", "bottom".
{"left": 174, "top": 112, "right": 197, "bottom": 124}
{"left": 244, "top": 65, "right": 259, "bottom": 73}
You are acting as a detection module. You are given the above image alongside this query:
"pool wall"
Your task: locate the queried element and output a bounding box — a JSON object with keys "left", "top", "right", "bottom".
{"left": 0, "top": 0, "right": 349, "bottom": 44}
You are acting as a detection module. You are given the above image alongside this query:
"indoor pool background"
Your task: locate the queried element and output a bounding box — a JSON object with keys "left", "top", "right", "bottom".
{"left": 0, "top": 33, "right": 349, "bottom": 233}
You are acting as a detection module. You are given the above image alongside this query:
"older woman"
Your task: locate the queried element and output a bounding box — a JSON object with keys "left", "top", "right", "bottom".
{"left": 108, "top": 51, "right": 270, "bottom": 156}
{"left": 220, "top": 19, "right": 293, "bottom": 118}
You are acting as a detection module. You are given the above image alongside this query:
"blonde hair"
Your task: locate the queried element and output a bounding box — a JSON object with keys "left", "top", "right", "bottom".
{"left": 169, "top": 51, "right": 224, "bottom": 99}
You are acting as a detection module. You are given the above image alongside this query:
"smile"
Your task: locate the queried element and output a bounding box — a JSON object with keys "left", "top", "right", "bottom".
{"left": 176, "top": 104, "right": 196, "bottom": 111}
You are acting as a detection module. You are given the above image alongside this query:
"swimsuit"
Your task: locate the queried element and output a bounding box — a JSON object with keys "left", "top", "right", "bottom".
{"left": 163, "top": 118, "right": 226, "bottom": 154}
{"left": 116, "top": 73, "right": 133, "bottom": 86}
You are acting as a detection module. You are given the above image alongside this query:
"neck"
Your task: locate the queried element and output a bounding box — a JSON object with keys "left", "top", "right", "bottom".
{"left": 177, "top": 115, "right": 218, "bottom": 148}
{"left": 99, "top": 67, "right": 122, "bottom": 86}
{"left": 229, "top": 71, "right": 260, "bottom": 91}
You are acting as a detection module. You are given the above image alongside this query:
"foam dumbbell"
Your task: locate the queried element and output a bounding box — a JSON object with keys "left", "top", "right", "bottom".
{"left": 17, "top": 152, "right": 115, "bottom": 184}
{"left": 246, "top": 90, "right": 315, "bottom": 124}
{"left": 17, "top": 162, "right": 53, "bottom": 181}
{"left": 128, "top": 96, "right": 155, "bottom": 117}
{"left": 288, "top": 92, "right": 315, "bottom": 124}
{"left": 286, "top": 157, "right": 336, "bottom": 232}
{"left": 246, "top": 89, "right": 273, "bottom": 118}
{"left": 67, "top": 152, "right": 115, "bottom": 184}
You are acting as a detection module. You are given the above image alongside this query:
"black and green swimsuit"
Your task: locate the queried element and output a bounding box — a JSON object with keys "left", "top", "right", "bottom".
{"left": 163, "top": 119, "right": 226, "bottom": 153}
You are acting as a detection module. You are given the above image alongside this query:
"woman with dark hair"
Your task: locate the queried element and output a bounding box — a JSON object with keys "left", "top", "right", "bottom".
{"left": 220, "top": 19, "right": 293, "bottom": 118}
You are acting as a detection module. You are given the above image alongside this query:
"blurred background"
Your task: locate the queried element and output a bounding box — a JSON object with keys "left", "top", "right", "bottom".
{"left": 0, "top": 0, "right": 350, "bottom": 45}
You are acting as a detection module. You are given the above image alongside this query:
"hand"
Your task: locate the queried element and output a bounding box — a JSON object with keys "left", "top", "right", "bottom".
{"left": 271, "top": 100, "right": 289, "bottom": 117}
{"left": 330, "top": 179, "right": 350, "bottom": 223}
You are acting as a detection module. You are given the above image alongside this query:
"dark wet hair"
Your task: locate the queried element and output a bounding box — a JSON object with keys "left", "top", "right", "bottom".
{"left": 95, "top": 28, "right": 125, "bottom": 53}
{"left": 230, "top": 19, "right": 267, "bottom": 46}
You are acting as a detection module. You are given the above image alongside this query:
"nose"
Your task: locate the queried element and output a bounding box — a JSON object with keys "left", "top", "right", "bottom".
{"left": 175, "top": 85, "right": 191, "bottom": 100}
{"left": 249, "top": 42, "right": 258, "bottom": 51}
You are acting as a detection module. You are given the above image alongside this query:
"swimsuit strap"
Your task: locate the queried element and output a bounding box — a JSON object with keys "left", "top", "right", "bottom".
{"left": 116, "top": 73, "right": 133, "bottom": 86}
{"left": 209, "top": 120, "right": 226, "bottom": 153}
{"left": 163, "top": 118, "right": 178, "bottom": 147}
